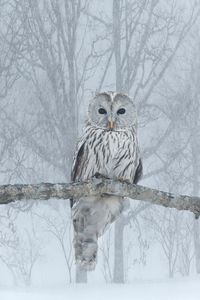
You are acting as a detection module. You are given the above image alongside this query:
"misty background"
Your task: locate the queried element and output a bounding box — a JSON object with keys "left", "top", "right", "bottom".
{"left": 0, "top": 0, "right": 200, "bottom": 286}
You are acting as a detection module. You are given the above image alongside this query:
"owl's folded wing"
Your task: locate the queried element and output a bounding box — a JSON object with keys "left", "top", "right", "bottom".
{"left": 133, "top": 158, "right": 143, "bottom": 184}
{"left": 70, "top": 137, "right": 88, "bottom": 207}
{"left": 71, "top": 142, "right": 85, "bottom": 182}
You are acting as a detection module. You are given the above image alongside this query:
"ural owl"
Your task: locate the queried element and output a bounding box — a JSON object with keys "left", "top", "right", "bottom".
{"left": 71, "top": 92, "right": 142, "bottom": 270}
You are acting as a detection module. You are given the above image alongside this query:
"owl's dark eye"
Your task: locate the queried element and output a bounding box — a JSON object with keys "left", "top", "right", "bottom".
{"left": 98, "top": 108, "right": 107, "bottom": 114}
{"left": 117, "top": 108, "right": 126, "bottom": 115}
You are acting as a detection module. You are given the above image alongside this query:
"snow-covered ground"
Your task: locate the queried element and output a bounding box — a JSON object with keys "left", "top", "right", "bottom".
{"left": 1, "top": 277, "right": 200, "bottom": 300}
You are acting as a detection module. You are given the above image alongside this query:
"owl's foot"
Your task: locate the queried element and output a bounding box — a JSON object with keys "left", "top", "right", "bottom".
{"left": 93, "top": 172, "right": 110, "bottom": 180}
{"left": 117, "top": 177, "right": 131, "bottom": 184}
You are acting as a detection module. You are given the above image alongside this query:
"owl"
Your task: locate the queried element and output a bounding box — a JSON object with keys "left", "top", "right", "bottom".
{"left": 71, "top": 91, "right": 142, "bottom": 270}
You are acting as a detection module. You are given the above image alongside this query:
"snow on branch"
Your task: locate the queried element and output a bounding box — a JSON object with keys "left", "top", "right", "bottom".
{"left": 0, "top": 177, "right": 200, "bottom": 218}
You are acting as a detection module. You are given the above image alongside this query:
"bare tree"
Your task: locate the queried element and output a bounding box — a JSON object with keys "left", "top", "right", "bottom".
{"left": 5, "top": 0, "right": 102, "bottom": 283}
{"left": 4, "top": 0, "right": 100, "bottom": 180}
{"left": 159, "top": 28, "right": 200, "bottom": 274}
{"left": 107, "top": 0, "right": 199, "bottom": 283}
{"left": 34, "top": 202, "right": 74, "bottom": 283}
{"left": 0, "top": 1, "right": 22, "bottom": 98}
{"left": 0, "top": 0, "right": 199, "bottom": 285}
{"left": 99, "top": 228, "right": 113, "bottom": 283}
{"left": 146, "top": 208, "right": 181, "bottom": 278}
{"left": 0, "top": 207, "right": 42, "bottom": 286}
{"left": 178, "top": 217, "right": 194, "bottom": 277}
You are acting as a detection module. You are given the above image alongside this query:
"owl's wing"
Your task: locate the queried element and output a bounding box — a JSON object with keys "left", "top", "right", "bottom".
{"left": 71, "top": 142, "right": 86, "bottom": 182}
{"left": 70, "top": 137, "right": 88, "bottom": 207}
{"left": 133, "top": 158, "right": 143, "bottom": 184}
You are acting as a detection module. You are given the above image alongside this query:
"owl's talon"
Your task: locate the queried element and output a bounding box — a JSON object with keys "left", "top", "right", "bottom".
{"left": 117, "top": 177, "right": 131, "bottom": 184}
{"left": 93, "top": 173, "right": 110, "bottom": 180}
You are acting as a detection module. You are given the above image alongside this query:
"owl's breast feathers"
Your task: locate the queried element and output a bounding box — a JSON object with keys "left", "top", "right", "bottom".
{"left": 71, "top": 125, "right": 142, "bottom": 186}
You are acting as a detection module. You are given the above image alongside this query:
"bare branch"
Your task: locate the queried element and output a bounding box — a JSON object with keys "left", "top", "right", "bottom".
{"left": 0, "top": 178, "right": 200, "bottom": 218}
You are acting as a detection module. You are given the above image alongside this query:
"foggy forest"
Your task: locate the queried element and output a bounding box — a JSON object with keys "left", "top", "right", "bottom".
{"left": 0, "top": 0, "right": 200, "bottom": 299}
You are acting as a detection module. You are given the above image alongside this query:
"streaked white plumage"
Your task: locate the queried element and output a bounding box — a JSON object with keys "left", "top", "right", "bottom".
{"left": 71, "top": 92, "right": 142, "bottom": 270}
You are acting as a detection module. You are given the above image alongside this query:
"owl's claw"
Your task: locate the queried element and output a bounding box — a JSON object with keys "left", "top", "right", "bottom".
{"left": 93, "top": 172, "right": 110, "bottom": 180}
{"left": 117, "top": 177, "right": 131, "bottom": 184}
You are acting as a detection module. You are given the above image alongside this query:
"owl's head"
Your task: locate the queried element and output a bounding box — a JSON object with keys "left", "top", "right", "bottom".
{"left": 88, "top": 92, "right": 137, "bottom": 130}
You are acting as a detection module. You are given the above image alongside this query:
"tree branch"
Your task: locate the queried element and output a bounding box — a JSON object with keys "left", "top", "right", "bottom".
{"left": 0, "top": 178, "right": 200, "bottom": 218}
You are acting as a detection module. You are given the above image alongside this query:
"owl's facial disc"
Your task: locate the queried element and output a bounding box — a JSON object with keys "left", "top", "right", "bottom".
{"left": 88, "top": 92, "right": 137, "bottom": 130}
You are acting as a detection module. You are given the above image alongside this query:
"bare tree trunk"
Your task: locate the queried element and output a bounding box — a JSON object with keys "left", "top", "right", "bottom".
{"left": 67, "top": 35, "right": 79, "bottom": 168}
{"left": 193, "top": 218, "right": 200, "bottom": 273}
{"left": 112, "top": 0, "right": 126, "bottom": 283}
{"left": 76, "top": 266, "right": 87, "bottom": 283}
{"left": 191, "top": 110, "right": 200, "bottom": 273}
{"left": 113, "top": 217, "right": 125, "bottom": 283}
{"left": 192, "top": 151, "right": 200, "bottom": 273}
{"left": 190, "top": 47, "right": 200, "bottom": 273}
{"left": 113, "top": 0, "right": 122, "bottom": 92}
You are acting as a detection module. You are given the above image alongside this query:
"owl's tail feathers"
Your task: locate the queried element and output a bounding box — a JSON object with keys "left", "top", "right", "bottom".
{"left": 74, "top": 235, "right": 98, "bottom": 270}
{"left": 73, "top": 208, "right": 98, "bottom": 271}
{"left": 72, "top": 196, "right": 125, "bottom": 270}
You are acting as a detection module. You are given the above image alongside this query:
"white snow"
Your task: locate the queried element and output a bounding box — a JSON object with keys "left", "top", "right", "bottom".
{"left": 1, "top": 277, "right": 200, "bottom": 300}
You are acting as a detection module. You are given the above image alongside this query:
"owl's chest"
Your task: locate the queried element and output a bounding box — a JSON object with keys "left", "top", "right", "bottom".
{"left": 87, "top": 130, "right": 134, "bottom": 178}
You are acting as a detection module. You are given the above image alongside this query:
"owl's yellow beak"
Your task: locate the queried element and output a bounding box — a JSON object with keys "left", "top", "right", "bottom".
{"left": 108, "top": 120, "right": 114, "bottom": 130}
